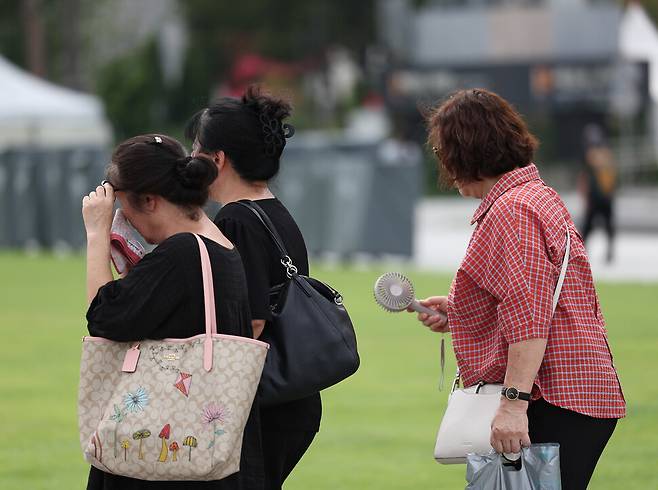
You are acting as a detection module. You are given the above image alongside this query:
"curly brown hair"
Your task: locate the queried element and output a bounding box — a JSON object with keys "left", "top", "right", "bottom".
{"left": 426, "top": 88, "right": 539, "bottom": 186}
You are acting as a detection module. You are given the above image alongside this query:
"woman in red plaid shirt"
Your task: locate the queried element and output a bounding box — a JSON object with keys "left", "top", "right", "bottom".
{"left": 416, "top": 89, "right": 625, "bottom": 489}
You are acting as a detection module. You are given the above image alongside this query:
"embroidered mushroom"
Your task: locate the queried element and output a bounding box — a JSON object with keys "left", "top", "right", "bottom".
{"left": 158, "top": 424, "right": 171, "bottom": 462}
{"left": 183, "top": 436, "right": 198, "bottom": 462}
{"left": 132, "top": 429, "right": 151, "bottom": 460}
{"left": 169, "top": 441, "right": 180, "bottom": 461}
{"left": 120, "top": 439, "right": 130, "bottom": 461}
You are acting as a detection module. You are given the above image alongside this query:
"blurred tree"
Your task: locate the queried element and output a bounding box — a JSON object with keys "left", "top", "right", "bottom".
{"left": 96, "top": 40, "right": 166, "bottom": 141}
{"left": 0, "top": 0, "right": 24, "bottom": 65}
{"left": 22, "top": 0, "right": 46, "bottom": 77}
{"left": 174, "top": 0, "right": 376, "bottom": 118}
{"left": 57, "top": 0, "right": 84, "bottom": 90}
{"left": 0, "top": 0, "right": 88, "bottom": 89}
{"left": 0, "top": 0, "right": 378, "bottom": 138}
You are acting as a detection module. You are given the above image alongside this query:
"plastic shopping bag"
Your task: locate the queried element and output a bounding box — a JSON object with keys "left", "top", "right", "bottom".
{"left": 466, "top": 444, "right": 561, "bottom": 489}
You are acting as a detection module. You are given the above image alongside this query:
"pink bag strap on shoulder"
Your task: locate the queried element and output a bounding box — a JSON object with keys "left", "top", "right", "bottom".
{"left": 193, "top": 234, "right": 218, "bottom": 371}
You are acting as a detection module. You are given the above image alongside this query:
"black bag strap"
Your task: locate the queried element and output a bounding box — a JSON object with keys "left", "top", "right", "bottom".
{"left": 236, "top": 200, "right": 299, "bottom": 277}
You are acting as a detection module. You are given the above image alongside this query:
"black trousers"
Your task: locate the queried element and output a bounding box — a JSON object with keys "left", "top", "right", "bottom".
{"left": 261, "top": 430, "right": 317, "bottom": 490}
{"left": 582, "top": 199, "right": 615, "bottom": 260}
{"left": 528, "top": 398, "right": 618, "bottom": 490}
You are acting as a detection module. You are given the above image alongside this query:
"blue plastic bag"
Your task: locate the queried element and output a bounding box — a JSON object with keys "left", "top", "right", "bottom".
{"left": 466, "top": 444, "right": 561, "bottom": 489}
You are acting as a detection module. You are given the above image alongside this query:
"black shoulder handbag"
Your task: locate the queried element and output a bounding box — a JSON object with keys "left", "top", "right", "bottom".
{"left": 237, "top": 200, "right": 360, "bottom": 407}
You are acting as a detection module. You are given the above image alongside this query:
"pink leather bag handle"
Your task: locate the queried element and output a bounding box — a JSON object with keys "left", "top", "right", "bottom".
{"left": 193, "top": 234, "right": 218, "bottom": 371}
{"left": 121, "top": 234, "right": 219, "bottom": 373}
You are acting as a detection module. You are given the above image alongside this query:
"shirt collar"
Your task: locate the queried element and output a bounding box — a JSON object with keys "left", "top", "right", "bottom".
{"left": 471, "top": 164, "right": 541, "bottom": 225}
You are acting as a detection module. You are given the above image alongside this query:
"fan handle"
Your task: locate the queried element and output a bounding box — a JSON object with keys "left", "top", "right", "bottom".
{"left": 410, "top": 299, "right": 447, "bottom": 319}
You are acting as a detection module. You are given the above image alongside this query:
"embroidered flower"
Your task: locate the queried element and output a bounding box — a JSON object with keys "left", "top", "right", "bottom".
{"left": 123, "top": 387, "right": 149, "bottom": 413}
{"left": 202, "top": 403, "right": 229, "bottom": 425}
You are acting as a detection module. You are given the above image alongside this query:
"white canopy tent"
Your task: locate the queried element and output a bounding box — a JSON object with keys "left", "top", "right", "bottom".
{"left": 0, "top": 55, "right": 112, "bottom": 149}
{"left": 619, "top": 1, "right": 658, "bottom": 100}
{"left": 619, "top": 2, "right": 658, "bottom": 159}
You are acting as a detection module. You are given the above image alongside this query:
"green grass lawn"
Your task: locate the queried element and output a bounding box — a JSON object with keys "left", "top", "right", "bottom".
{"left": 0, "top": 252, "right": 656, "bottom": 489}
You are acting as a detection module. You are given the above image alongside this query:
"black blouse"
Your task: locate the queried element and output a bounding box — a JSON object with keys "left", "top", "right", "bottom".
{"left": 215, "top": 199, "right": 321, "bottom": 433}
{"left": 85, "top": 233, "right": 264, "bottom": 490}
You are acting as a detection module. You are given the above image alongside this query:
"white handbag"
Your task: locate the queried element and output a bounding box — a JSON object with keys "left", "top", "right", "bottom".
{"left": 434, "top": 230, "right": 571, "bottom": 464}
{"left": 78, "top": 234, "right": 269, "bottom": 480}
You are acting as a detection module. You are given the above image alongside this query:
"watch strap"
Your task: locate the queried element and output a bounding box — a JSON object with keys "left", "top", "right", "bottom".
{"left": 501, "top": 386, "right": 531, "bottom": 401}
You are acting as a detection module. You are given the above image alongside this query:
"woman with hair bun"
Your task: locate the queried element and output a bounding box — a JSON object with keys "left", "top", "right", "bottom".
{"left": 82, "top": 134, "right": 259, "bottom": 490}
{"left": 186, "top": 86, "right": 319, "bottom": 490}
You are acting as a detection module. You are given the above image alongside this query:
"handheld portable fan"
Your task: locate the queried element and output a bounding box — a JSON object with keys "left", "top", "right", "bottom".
{"left": 373, "top": 272, "right": 446, "bottom": 319}
{"left": 374, "top": 271, "right": 448, "bottom": 390}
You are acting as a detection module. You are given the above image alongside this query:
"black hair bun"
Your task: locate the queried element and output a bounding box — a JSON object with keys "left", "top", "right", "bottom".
{"left": 242, "top": 85, "right": 292, "bottom": 122}
{"left": 175, "top": 156, "right": 218, "bottom": 190}
{"left": 184, "top": 86, "right": 295, "bottom": 184}
{"left": 242, "top": 85, "right": 293, "bottom": 158}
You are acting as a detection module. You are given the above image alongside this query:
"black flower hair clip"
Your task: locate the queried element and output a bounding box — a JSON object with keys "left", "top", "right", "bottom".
{"left": 259, "top": 114, "right": 287, "bottom": 157}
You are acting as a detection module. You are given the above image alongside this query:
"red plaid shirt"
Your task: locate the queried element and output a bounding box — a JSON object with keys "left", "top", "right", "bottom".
{"left": 448, "top": 164, "right": 625, "bottom": 419}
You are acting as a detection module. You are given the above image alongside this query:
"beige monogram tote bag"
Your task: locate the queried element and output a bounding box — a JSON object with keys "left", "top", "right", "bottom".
{"left": 78, "top": 234, "right": 269, "bottom": 480}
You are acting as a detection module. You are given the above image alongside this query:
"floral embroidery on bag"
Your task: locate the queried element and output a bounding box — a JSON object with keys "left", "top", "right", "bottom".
{"left": 108, "top": 389, "right": 148, "bottom": 459}
{"left": 158, "top": 424, "right": 171, "bottom": 462}
{"left": 132, "top": 429, "right": 151, "bottom": 460}
{"left": 123, "top": 387, "right": 149, "bottom": 413}
{"left": 202, "top": 403, "right": 230, "bottom": 449}
{"left": 109, "top": 404, "right": 124, "bottom": 458}
{"left": 183, "top": 436, "right": 198, "bottom": 462}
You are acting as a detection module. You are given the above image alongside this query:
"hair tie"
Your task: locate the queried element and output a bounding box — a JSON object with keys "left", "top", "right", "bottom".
{"left": 174, "top": 156, "right": 194, "bottom": 185}
{"left": 176, "top": 156, "right": 192, "bottom": 168}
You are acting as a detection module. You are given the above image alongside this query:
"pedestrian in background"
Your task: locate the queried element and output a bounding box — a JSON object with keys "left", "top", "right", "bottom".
{"left": 579, "top": 123, "right": 617, "bottom": 263}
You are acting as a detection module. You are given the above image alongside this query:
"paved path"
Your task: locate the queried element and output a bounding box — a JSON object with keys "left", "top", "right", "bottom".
{"left": 414, "top": 193, "right": 658, "bottom": 283}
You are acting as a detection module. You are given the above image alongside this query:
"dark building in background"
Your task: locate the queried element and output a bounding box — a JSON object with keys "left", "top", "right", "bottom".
{"left": 377, "top": 0, "right": 651, "bottom": 168}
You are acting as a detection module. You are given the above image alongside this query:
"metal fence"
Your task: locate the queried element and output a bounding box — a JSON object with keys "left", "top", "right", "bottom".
{"left": 0, "top": 147, "right": 108, "bottom": 250}
{"left": 0, "top": 137, "right": 423, "bottom": 258}
{"left": 273, "top": 135, "right": 423, "bottom": 258}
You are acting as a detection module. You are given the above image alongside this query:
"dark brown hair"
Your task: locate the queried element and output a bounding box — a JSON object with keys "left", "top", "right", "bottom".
{"left": 426, "top": 88, "right": 538, "bottom": 186}
{"left": 107, "top": 134, "right": 217, "bottom": 219}
{"left": 185, "top": 85, "right": 294, "bottom": 182}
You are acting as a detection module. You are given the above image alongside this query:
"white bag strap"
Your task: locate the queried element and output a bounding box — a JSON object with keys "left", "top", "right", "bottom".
{"left": 552, "top": 228, "right": 570, "bottom": 313}
{"left": 193, "top": 234, "right": 218, "bottom": 372}
{"left": 451, "top": 227, "right": 571, "bottom": 390}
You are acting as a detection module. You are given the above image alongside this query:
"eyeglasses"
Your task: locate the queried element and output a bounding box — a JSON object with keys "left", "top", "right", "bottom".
{"left": 101, "top": 179, "right": 124, "bottom": 192}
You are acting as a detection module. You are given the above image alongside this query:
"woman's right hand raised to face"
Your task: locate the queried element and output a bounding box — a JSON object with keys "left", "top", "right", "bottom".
{"left": 407, "top": 296, "right": 449, "bottom": 333}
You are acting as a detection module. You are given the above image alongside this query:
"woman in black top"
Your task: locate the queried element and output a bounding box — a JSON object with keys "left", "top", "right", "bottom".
{"left": 186, "top": 86, "right": 321, "bottom": 490}
{"left": 82, "top": 134, "right": 264, "bottom": 490}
